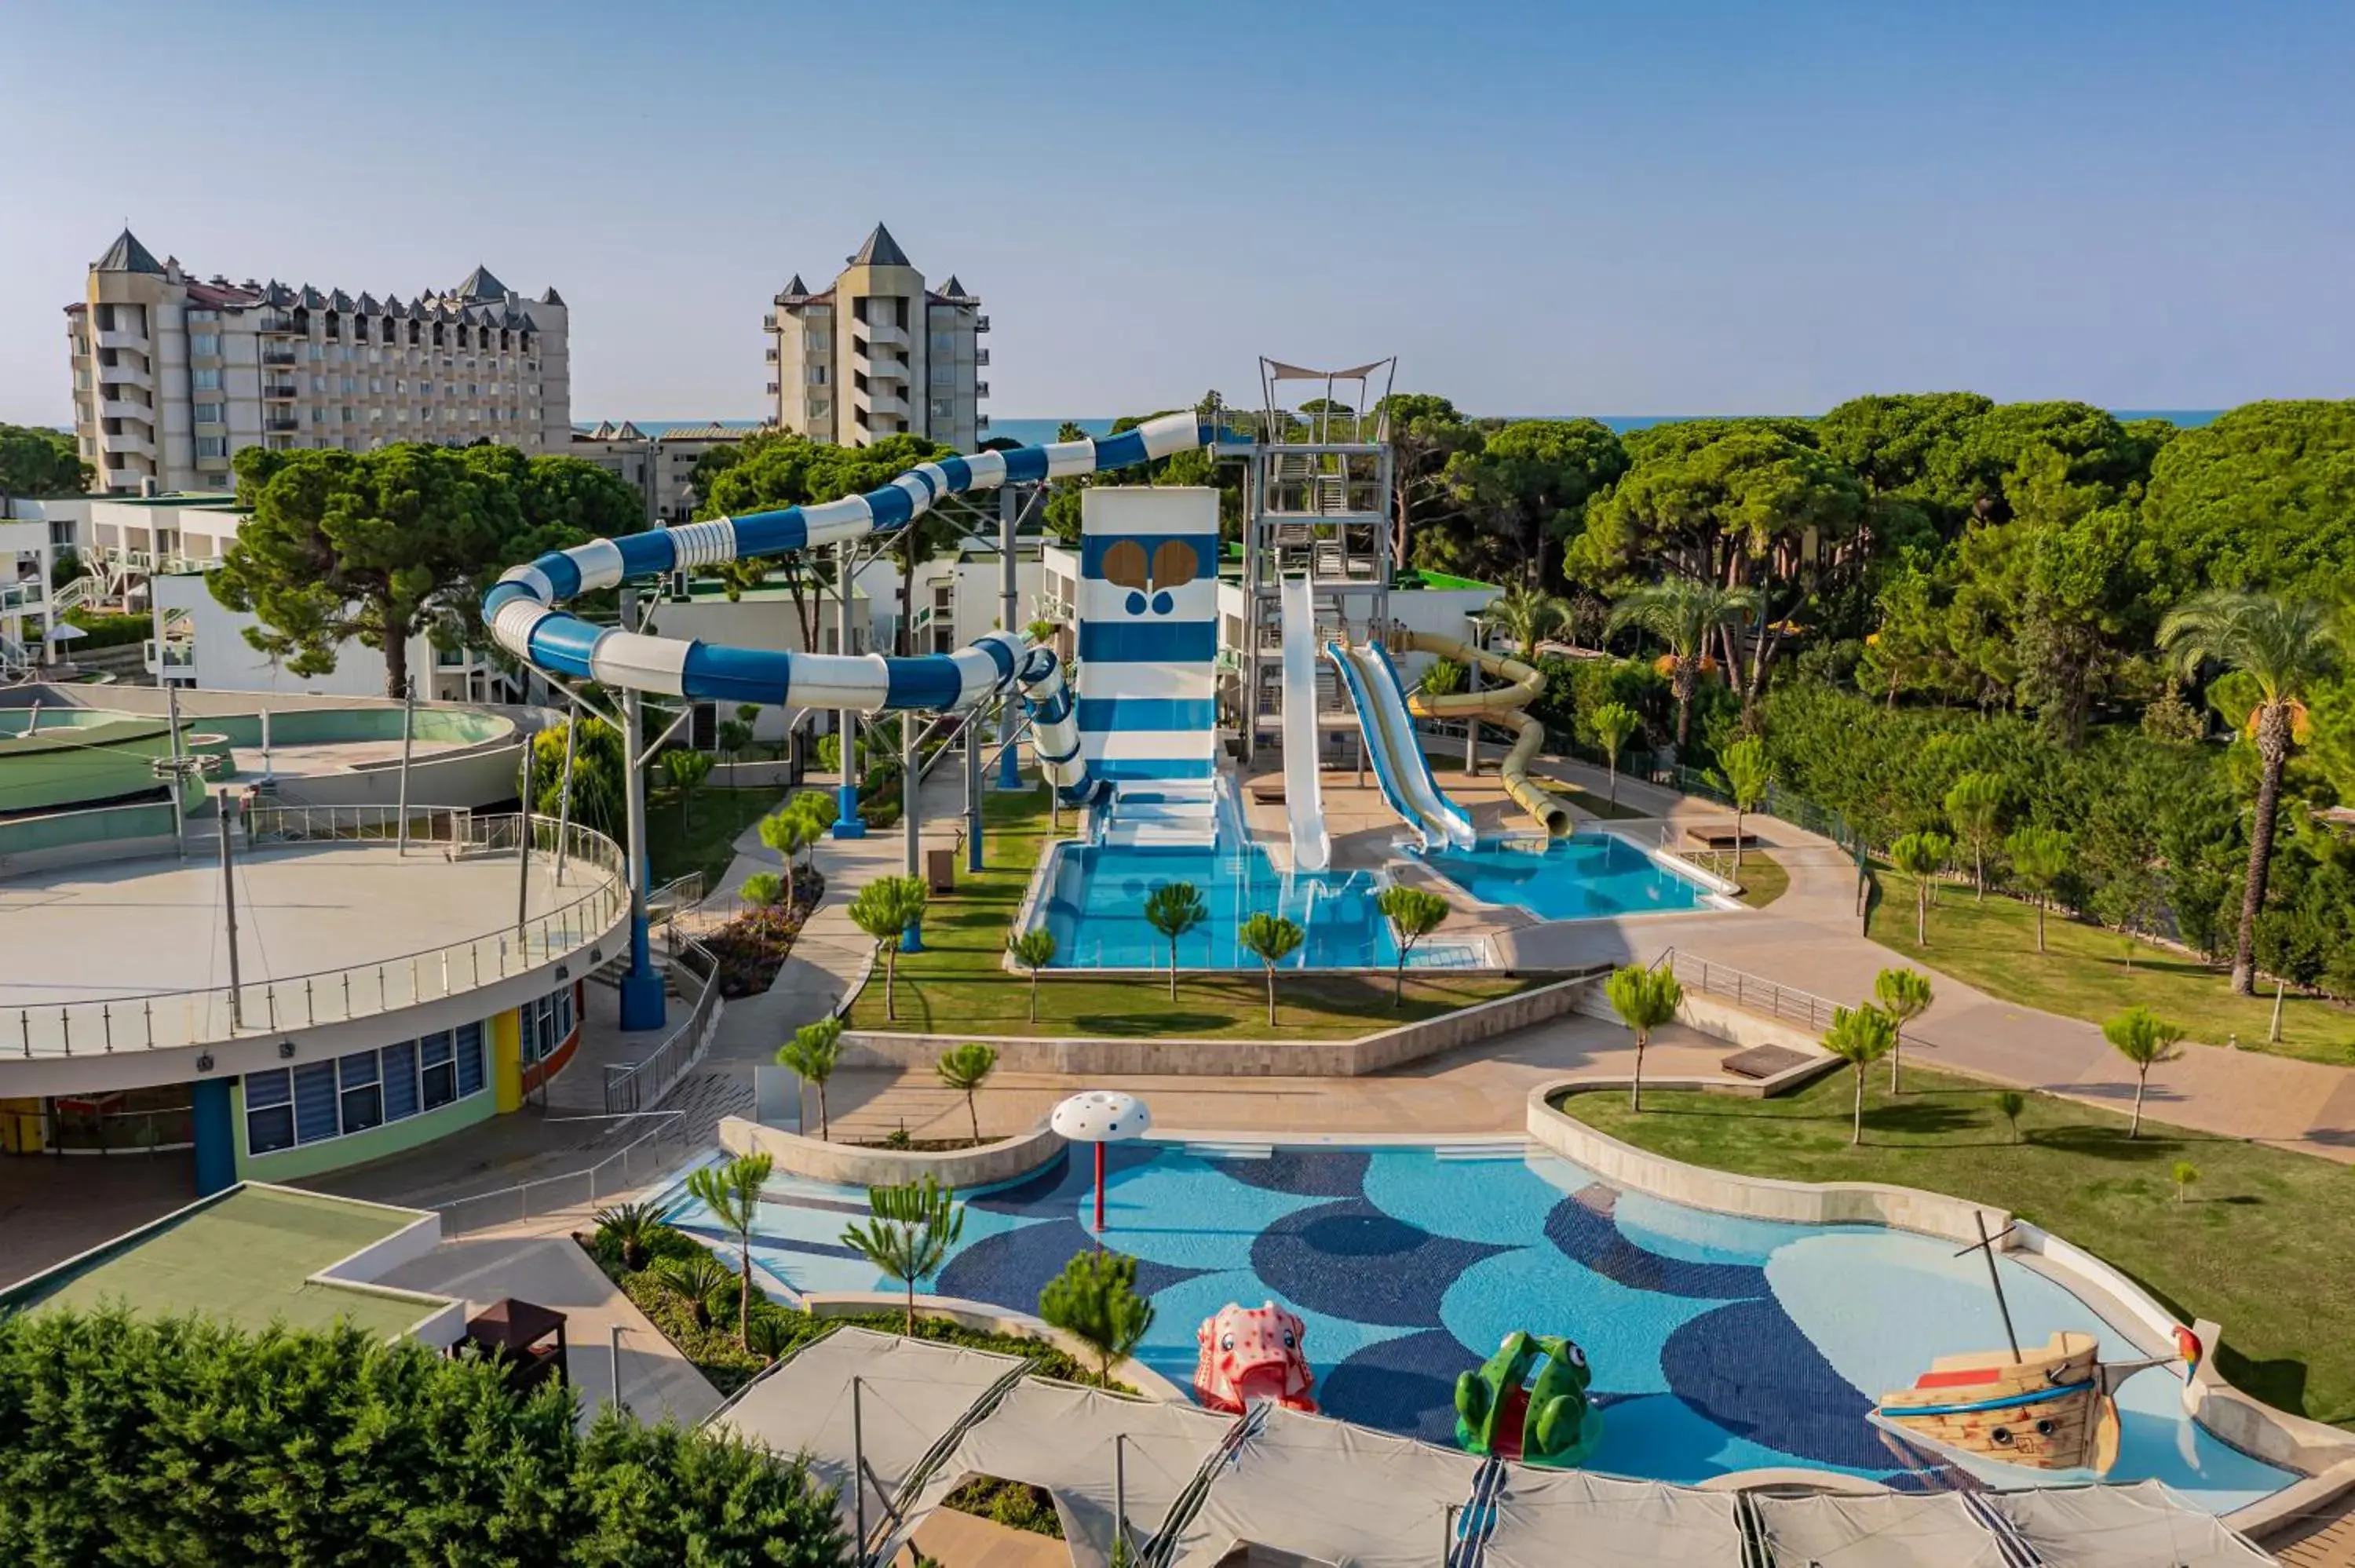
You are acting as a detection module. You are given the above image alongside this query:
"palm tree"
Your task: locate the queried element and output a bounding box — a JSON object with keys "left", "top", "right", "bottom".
{"left": 2160, "top": 591, "right": 2343, "bottom": 995}
{"left": 1943, "top": 773, "right": 2004, "bottom": 902}
{"left": 1718, "top": 737, "right": 1771, "bottom": 874}
{"left": 1143, "top": 882, "right": 1210, "bottom": 1001}
{"left": 1006, "top": 927, "right": 1057, "bottom": 1023}
{"left": 1823, "top": 1005, "right": 1899, "bottom": 1145}
{"left": 648, "top": 1251, "right": 734, "bottom": 1331}
{"left": 2005, "top": 826, "right": 2073, "bottom": 954}
{"left": 2102, "top": 1005, "right": 2185, "bottom": 1139}
{"left": 1237, "top": 913, "right": 1305, "bottom": 1027}
{"left": 1605, "top": 963, "right": 1684, "bottom": 1113}
{"left": 1590, "top": 701, "right": 1640, "bottom": 807}
{"left": 936, "top": 1043, "right": 999, "bottom": 1144}
{"left": 1373, "top": 886, "right": 1450, "bottom": 1007}
{"left": 1887, "top": 831, "right": 1952, "bottom": 946}
{"left": 842, "top": 1174, "right": 966, "bottom": 1333}
{"left": 592, "top": 1200, "right": 664, "bottom": 1273}
{"left": 684, "top": 1151, "right": 774, "bottom": 1351}
{"left": 1480, "top": 584, "right": 1567, "bottom": 658}
{"left": 849, "top": 875, "right": 928, "bottom": 1022}
{"left": 1872, "top": 967, "right": 1934, "bottom": 1092}
{"left": 1606, "top": 579, "right": 1762, "bottom": 748}
{"left": 776, "top": 1016, "right": 843, "bottom": 1140}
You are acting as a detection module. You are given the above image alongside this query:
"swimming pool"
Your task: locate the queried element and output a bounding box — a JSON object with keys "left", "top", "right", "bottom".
{"left": 668, "top": 1142, "right": 2291, "bottom": 1515}
{"left": 1033, "top": 841, "right": 1399, "bottom": 970}
{"left": 1415, "top": 833, "right": 1718, "bottom": 921}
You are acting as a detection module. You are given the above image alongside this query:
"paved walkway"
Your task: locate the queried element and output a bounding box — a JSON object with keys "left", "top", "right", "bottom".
{"left": 1504, "top": 760, "right": 2355, "bottom": 1165}
{"left": 371, "top": 1210, "right": 720, "bottom": 1429}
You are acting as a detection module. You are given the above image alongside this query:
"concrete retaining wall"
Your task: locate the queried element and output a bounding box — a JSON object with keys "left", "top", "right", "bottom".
{"left": 841, "top": 973, "right": 1600, "bottom": 1078}
{"left": 1528, "top": 1085, "right": 2008, "bottom": 1244}
{"left": 719, "top": 1114, "right": 1064, "bottom": 1189}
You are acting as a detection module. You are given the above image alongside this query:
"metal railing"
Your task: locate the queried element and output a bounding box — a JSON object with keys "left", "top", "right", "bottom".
{"left": 604, "top": 939, "right": 722, "bottom": 1116}
{"left": 433, "top": 1110, "right": 695, "bottom": 1237}
{"left": 5, "top": 811, "right": 627, "bottom": 1059}
{"left": 1660, "top": 948, "right": 1846, "bottom": 1037}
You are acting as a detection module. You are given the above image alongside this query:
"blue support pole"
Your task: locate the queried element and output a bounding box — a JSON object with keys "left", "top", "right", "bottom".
{"left": 996, "top": 483, "right": 1024, "bottom": 790}
{"left": 191, "top": 1077, "right": 236, "bottom": 1194}
{"left": 833, "top": 539, "right": 867, "bottom": 837}
{"left": 616, "top": 592, "right": 667, "bottom": 1032}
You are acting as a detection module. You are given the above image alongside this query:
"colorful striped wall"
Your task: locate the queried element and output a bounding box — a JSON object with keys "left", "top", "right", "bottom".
{"left": 1075, "top": 487, "right": 1221, "bottom": 783}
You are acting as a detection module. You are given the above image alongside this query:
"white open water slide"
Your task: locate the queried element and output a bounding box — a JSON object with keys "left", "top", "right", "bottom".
{"left": 1278, "top": 574, "right": 1331, "bottom": 872}
{"left": 1327, "top": 641, "right": 1477, "bottom": 850}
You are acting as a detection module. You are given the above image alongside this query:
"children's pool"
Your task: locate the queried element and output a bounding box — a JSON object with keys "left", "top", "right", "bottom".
{"left": 666, "top": 1142, "right": 2291, "bottom": 1515}
{"left": 1414, "top": 832, "right": 1718, "bottom": 921}
{"left": 1034, "top": 839, "right": 1399, "bottom": 970}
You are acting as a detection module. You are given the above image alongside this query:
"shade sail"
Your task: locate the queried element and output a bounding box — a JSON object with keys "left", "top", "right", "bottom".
{"left": 1484, "top": 1464, "right": 1750, "bottom": 1568}
{"left": 1750, "top": 1490, "right": 2011, "bottom": 1568}
{"left": 882, "top": 1378, "right": 1238, "bottom": 1568}
{"left": 1978, "top": 1479, "right": 2273, "bottom": 1568}
{"left": 1163, "top": 1404, "right": 1485, "bottom": 1568}
{"left": 706, "top": 1326, "right": 1026, "bottom": 1545}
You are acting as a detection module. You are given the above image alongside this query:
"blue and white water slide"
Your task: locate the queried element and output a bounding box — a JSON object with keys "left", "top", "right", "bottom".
{"left": 482, "top": 412, "right": 1212, "bottom": 806}
{"left": 1326, "top": 640, "right": 1478, "bottom": 850}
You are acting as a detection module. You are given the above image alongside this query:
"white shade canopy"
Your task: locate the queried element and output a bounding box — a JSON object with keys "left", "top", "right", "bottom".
{"left": 1050, "top": 1090, "right": 1150, "bottom": 1143}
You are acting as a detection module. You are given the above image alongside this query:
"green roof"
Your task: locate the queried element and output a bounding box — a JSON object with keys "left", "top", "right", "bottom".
{"left": 3, "top": 1186, "right": 440, "bottom": 1341}
{"left": 1395, "top": 568, "right": 1497, "bottom": 592}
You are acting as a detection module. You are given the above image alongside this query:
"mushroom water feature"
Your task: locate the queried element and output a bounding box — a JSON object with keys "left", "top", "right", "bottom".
{"left": 1050, "top": 1090, "right": 1151, "bottom": 1232}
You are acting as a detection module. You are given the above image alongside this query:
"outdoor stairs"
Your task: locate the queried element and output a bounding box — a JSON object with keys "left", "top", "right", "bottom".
{"left": 1098, "top": 779, "right": 1218, "bottom": 849}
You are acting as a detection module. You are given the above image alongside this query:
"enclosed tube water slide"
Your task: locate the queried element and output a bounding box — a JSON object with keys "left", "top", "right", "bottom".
{"left": 1277, "top": 574, "right": 1331, "bottom": 872}
{"left": 1326, "top": 640, "right": 1477, "bottom": 850}
{"left": 1400, "top": 629, "right": 1573, "bottom": 837}
{"left": 482, "top": 413, "right": 1213, "bottom": 806}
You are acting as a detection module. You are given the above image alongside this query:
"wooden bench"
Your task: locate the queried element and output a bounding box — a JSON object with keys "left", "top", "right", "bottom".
{"left": 1720, "top": 1044, "right": 1814, "bottom": 1080}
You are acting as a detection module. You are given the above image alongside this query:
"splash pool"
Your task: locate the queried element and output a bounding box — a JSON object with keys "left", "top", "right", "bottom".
{"left": 1415, "top": 832, "right": 1719, "bottom": 920}
{"left": 1033, "top": 840, "right": 1400, "bottom": 970}
{"left": 667, "top": 1141, "right": 2291, "bottom": 1515}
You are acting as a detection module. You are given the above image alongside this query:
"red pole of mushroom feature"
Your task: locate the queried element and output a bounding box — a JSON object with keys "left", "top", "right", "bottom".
{"left": 1050, "top": 1091, "right": 1152, "bottom": 1234}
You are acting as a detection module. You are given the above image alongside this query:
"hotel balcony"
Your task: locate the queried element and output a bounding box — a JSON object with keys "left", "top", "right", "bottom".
{"left": 856, "top": 350, "right": 909, "bottom": 385}
{"left": 263, "top": 382, "right": 299, "bottom": 400}
{"left": 103, "top": 429, "right": 156, "bottom": 460}
{"left": 100, "top": 364, "right": 154, "bottom": 393}
{"left": 761, "top": 313, "right": 777, "bottom": 331}
{"left": 976, "top": 381, "right": 991, "bottom": 399}
{"left": 262, "top": 345, "right": 298, "bottom": 366}
{"left": 258, "top": 314, "right": 298, "bottom": 334}
{"left": 764, "top": 346, "right": 780, "bottom": 363}
{"left": 859, "top": 319, "right": 909, "bottom": 351}
{"left": 858, "top": 390, "right": 911, "bottom": 421}
{"left": 97, "top": 329, "right": 150, "bottom": 352}
{"left": 765, "top": 381, "right": 781, "bottom": 396}
{"left": 265, "top": 414, "right": 300, "bottom": 432}
{"left": 974, "top": 315, "right": 990, "bottom": 333}
{"left": 975, "top": 348, "right": 990, "bottom": 366}
{"left": 100, "top": 399, "right": 155, "bottom": 423}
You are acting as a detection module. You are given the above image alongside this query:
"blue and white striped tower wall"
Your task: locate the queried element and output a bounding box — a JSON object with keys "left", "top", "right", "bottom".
{"left": 480, "top": 411, "right": 1212, "bottom": 808}
{"left": 1073, "top": 486, "right": 1221, "bottom": 786}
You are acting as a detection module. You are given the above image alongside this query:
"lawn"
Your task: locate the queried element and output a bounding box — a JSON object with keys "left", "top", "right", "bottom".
{"left": 644, "top": 783, "right": 792, "bottom": 890}
{"left": 1558, "top": 1066, "right": 2355, "bottom": 1428}
{"left": 1420, "top": 752, "right": 1648, "bottom": 822}
{"left": 844, "top": 781, "right": 1535, "bottom": 1039}
{"left": 1867, "top": 873, "right": 2355, "bottom": 1068}
{"left": 1678, "top": 848, "right": 1789, "bottom": 909}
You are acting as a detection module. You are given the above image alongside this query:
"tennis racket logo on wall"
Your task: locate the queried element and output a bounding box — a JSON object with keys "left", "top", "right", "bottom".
{"left": 1102, "top": 539, "right": 1199, "bottom": 617}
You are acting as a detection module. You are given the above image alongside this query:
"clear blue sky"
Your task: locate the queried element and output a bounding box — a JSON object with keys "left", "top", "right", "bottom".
{"left": 5, "top": 1, "right": 2350, "bottom": 425}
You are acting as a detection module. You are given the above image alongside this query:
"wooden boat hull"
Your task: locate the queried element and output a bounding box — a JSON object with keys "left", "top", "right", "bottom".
{"left": 1874, "top": 1331, "right": 2121, "bottom": 1474}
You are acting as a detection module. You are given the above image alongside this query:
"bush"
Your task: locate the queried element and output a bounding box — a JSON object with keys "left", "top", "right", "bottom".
{"left": 61, "top": 609, "right": 152, "bottom": 649}
{"left": 704, "top": 903, "right": 809, "bottom": 998}
{"left": 0, "top": 1306, "right": 849, "bottom": 1566}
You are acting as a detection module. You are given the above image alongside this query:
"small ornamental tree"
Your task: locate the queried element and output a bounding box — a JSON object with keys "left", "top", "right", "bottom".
{"left": 649, "top": 1251, "right": 733, "bottom": 1332}
{"left": 2006, "top": 826, "right": 2074, "bottom": 955}
{"left": 1038, "top": 1249, "right": 1156, "bottom": 1385}
{"left": 593, "top": 1200, "right": 663, "bottom": 1272}
{"left": 758, "top": 808, "right": 812, "bottom": 880}
{"left": 1374, "top": 885, "right": 1450, "bottom": 1006}
{"left": 1944, "top": 772, "right": 2004, "bottom": 901}
{"left": 1871, "top": 966, "right": 1934, "bottom": 1092}
{"left": 660, "top": 748, "right": 714, "bottom": 826}
{"left": 1822, "top": 1005, "right": 1899, "bottom": 1146}
{"left": 684, "top": 1151, "right": 775, "bottom": 1351}
{"left": 1605, "top": 964, "right": 1684, "bottom": 1113}
{"left": 739, "top": 871, "right": 787, "bottom": 909}
{"left": 777, "top": 1016, "right": 844, "bottom": 1140}
{"left": 2102, "top": 1005, "right": 2186, "bottom": 1139}
{"left": 842, "top": 1174, "right": 966, "bottom": 1333}
{"left": 849, "top": 875, "right": 928, "bottom": 1021}
{"left": 717, "top": 718, "right": 754, "bottom": 761}
{"left": 1590, "top": 701, "right": 1640, "bottom": 806}
{"left": 1888, "top": 831, "right": 1952, "bottom": 946}
{"left": 1143, "top": 882, "right": 1210, "bottom": 1001}
{"left": 1007, "top": 926, "right": 1057, "bottom": 1022}
{"left": 1995, "top": 1089, "right": 2027, "bottom": 1144}
{"left": 1718, "top": 736, "right": 1772, "bottom": 873}
{"left": 1237, "top": 913, "right": 1305, "bottom": 1027}
{"left": 2173, "top": 1161, "right": 2200, "bottom": 1204}
{"left": 936, "top": 1043, "right": 999, "bottom": 1144}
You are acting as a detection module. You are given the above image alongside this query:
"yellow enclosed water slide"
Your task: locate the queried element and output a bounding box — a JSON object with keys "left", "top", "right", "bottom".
{"left": 1398, "top": 630, "right": 1574, "bottom": 837}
